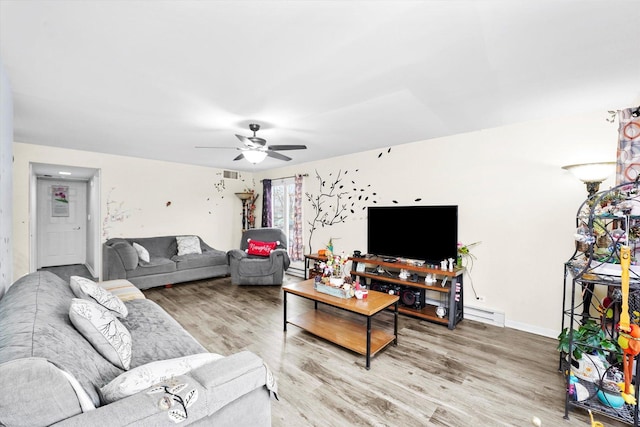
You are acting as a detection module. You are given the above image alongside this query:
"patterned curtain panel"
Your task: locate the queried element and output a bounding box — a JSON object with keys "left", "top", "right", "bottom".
{"left": 291, "top": 174, "right": 304, "bottom": 261}
{"left": 616, "top": 107, "right": 640, "bottom": 184}
{"left": 261, "top": 179, "right": 272, "bottom": 227}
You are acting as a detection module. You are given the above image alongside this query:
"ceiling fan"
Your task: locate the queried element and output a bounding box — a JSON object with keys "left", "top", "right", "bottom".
{"left": 196, "top": 123, "right": 307, "bottom": 164}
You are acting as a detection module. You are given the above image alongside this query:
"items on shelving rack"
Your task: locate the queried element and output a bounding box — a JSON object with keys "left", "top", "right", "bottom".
{"left": 561, "top": 180, "right": 640, "bottom": 426}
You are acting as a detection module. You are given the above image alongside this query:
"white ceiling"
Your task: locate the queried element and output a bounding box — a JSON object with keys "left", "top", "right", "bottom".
{"left": 1, "top": 1, "right": 639, "bottom": 172}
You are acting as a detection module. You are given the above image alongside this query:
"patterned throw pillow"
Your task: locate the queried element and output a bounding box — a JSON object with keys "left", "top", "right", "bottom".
{"left": 176, "top": 235, "right": 202, "bottom": 256}
{"left": 100, "top": 353, "right": 223, "bottom": 403}
{"left": 132, "top": 242, "right": 150, "bottom": 263}
{"left": 246, "top": 239, "right": 279, "bottom": 257}
{"left": 70, "top": 276, "right": 128, "bottom": 318}
{"left": 69, "top": 299, "right": 132, "bottom": 370}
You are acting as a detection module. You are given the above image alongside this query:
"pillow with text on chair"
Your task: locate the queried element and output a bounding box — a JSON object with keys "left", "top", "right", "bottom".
{"left": 246, "top": 239, "right": 280, "bottom": 257}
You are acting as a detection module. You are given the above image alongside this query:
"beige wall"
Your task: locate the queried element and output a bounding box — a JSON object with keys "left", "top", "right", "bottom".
{"left": 255, "top": 110, "right": 618, "bottom": 337}
{"left": 12, "top": 143, "right": 253, "bottom": 279}
{"left": 12, "top": 110, "right": 619, "bottom": 336}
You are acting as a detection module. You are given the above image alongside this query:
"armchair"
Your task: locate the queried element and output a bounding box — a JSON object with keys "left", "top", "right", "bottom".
{"left": 228, "top": 228, "right": 291, "bottom": 285}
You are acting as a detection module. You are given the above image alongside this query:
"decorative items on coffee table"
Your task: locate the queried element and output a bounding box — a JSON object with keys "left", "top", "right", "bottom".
{"left": 311, "top": 240, "right": 367, "bottom": 299}
{"left": 314, "top": 250, "right": 358, "bottom": 298}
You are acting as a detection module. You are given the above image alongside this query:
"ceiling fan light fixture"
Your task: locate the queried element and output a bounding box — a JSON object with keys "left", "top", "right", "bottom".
{"left": 244, "top": 150, "right": 268, "bottom": 164}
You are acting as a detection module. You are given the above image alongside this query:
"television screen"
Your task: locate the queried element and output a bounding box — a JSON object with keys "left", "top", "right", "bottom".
{"left": 367, "top": 205, "right": 458, "bottom": 263}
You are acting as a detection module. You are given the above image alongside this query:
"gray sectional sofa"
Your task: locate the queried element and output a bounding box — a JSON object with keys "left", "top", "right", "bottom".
{"left": 0, "top": 271, "right": 275, "bottom": 426}
{"left": 103, "top": 235, "right": 229, "bottom": 289}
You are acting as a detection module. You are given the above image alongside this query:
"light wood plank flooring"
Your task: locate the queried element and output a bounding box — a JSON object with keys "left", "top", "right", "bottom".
{"left": 144, "top": 276, "right": 628, "bottom": 427}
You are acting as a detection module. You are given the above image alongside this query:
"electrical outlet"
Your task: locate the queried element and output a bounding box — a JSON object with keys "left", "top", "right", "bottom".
{"left": 477, "top": 295, "right": 486, "bottom": 302}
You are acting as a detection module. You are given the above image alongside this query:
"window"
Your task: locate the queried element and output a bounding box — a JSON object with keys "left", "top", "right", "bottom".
{"left": 272, "top": 178, "right": 296, "bottom": 249}
{"left": 270, "top": 177, "right": 304, "bottom": 267}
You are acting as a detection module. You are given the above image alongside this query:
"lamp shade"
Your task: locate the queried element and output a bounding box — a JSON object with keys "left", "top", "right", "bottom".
{"left": 562, "top": 162, "right": 616, "bottom": 183}
{"left": 244, "top": 150, "right": 267, "bottom": 164}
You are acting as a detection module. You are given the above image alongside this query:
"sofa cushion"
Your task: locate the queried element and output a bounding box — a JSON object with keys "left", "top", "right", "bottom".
{"left": 100, "top": 353, "right": 224, "bottom": 403}
{"left": 132, "top": 242, "right": 150, "bottom": 263}
{"left": 0, "top": 358, "right": 85, "bottom": 427}
{"left": 130, "top": 236, "right": 179, "bottom": 258}
{"left": 238, "top": 256, "right": 279, "bottom": 276}
{"left": 112, "top": 241, "right": 139, "bottom": 271}
{"left": 69, "top": 299, "right": 133, "bottom": 370}
{"left": 126, "top": 257, "right": 177, "bottom": 278}
{"left": 177, "top": 235, "right": 202, "bottom": 256}
{"left": 120, "top": 299, "right": 208, "bottom": 368}
{"left": 172, "top": 249, "right": 228, "bottom": 270}
{"left": 70, "top": 275, "right": 128, "bottom": 317}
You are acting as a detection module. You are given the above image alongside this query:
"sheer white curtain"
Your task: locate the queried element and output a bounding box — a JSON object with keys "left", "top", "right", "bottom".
{"left": 291, "top": 174, "right": 304, "bottom": 261}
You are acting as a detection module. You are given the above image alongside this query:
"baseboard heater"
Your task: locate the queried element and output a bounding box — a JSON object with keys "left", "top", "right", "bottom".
{"left": 286, "top": 267, "right": 305, "bottom": 278}
{"left": 463, "top": 304, "right": 505, "bottom": 327}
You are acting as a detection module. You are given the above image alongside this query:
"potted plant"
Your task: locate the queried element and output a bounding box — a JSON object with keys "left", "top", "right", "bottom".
{"left": 557, "top": 319, "right": 620, "bottom": 361}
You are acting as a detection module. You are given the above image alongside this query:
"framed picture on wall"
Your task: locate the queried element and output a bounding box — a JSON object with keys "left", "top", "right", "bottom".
{"left": 52, "top": 185, "right": 69, "bottom": 217}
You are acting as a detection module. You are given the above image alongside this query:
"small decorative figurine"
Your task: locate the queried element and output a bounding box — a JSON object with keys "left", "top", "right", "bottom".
{"left": 440, "top": 260, "right": 448, "bottom": 270}
{"left": 448, "top": 258, "right": 454, "bottom": 272}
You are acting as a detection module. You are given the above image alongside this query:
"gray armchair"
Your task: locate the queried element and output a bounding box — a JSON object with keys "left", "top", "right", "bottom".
{"left": 228, "top": 228, "right": 291, "bottom": 285}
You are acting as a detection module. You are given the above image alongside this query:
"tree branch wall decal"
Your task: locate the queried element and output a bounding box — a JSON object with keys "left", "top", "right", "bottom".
{"left": 303, "top": 148, "right": 427, "bottom": 254}
{"left": 305, "top": 169, "right": 350, "bottom": 253}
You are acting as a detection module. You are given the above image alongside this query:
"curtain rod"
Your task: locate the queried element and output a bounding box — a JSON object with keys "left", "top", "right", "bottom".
{"left": 260, "top": 173, "right": 308, "bottom": 182}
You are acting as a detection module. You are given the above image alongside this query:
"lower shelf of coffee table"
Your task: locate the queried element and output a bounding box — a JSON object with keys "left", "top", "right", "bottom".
{"left": 287, "top": 310, "right": 396, "bottom": 356}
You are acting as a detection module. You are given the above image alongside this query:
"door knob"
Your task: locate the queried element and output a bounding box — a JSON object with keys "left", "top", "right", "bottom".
{"left": 73, "top": 227, "right": 81, "bottom": 230}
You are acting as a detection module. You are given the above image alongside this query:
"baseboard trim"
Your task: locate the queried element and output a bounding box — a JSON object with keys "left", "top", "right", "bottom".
{"left": 85, "top": 263, "right": 97, "bottom": 279}
{"left": 505, "top": 319, "right": 558, "bottom": 339}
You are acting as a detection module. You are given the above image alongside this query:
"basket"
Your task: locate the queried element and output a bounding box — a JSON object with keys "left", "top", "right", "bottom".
{"left": 314, "top": 281, "right": 353, "bottom": 299}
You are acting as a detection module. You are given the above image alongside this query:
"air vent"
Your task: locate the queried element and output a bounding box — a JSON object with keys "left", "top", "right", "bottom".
{"left": 223, "top": 170, "right": 239, "bottom": 179}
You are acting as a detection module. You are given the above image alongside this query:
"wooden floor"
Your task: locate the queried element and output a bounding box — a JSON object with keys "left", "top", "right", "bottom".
{"left": 144, "top": 275, "right": 629, "bottom": 427}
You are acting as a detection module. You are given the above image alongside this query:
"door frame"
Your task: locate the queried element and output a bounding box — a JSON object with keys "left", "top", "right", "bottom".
{"left": 29, "top": 163, "right": 102, "bottom": 278}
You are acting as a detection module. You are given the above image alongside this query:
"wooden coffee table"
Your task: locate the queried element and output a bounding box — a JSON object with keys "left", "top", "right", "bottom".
{"left": 283, "top": 279, "right": 399, "bottom": 369}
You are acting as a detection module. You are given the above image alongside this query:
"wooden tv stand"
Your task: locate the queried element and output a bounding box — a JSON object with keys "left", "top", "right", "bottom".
{"left": 350, "top": 256, "right": 464, "bottom": 329}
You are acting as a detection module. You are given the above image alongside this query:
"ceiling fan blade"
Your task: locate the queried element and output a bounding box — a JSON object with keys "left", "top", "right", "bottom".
{"left": 268, "top": 145, "right": 307, "bottom": 151}
{"left": 195, "top": 146, "right": 240, "bottom": 149}
{"left": 236, "top": 134, "right": 267, "bottom": 148}
{"left": 266, "top": 151, "right": 292, "bottom": 161}
{"left": 235, "top": 134, "right": 250, "bottom": 143}
{"left": 233, "top": 153, "right": 245, "bottom": 161}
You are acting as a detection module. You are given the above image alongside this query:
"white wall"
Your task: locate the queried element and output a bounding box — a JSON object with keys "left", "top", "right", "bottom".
{"left": 12, "top": 143, "right": 252, "bottom": 279}
{"left": 0, "top": 58, "right": 13, "bottom": 297}
{"left": 11, "top": 110, "right": 619, "bottom": 336}
{"left": 255, "top": 110, "right": 619, "bottom": 337}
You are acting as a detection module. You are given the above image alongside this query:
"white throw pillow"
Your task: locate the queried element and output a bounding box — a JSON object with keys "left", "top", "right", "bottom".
{"left": 70, "top": 276, "right": 128, "bottom": 318}
{"left": 100, "top": 353, "right": 223, "bottom": 403}
{"left": 132, "top": 242, "right": 150, "bottom": 263}
{"left": 176, "top": 235, "right": 202, "bottom": 256}
{"left": 69, "top": 298, "right": 132, "bottom": 370}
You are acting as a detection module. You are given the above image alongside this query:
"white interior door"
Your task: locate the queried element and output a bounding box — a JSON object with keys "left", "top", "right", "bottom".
{"left": 37, "top": 179, "right": 87, "bottom": 268}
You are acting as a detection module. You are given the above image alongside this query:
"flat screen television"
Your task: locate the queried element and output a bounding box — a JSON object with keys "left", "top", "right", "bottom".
{"left": 367, "top": 205, "right": 458, "bottom": 264}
